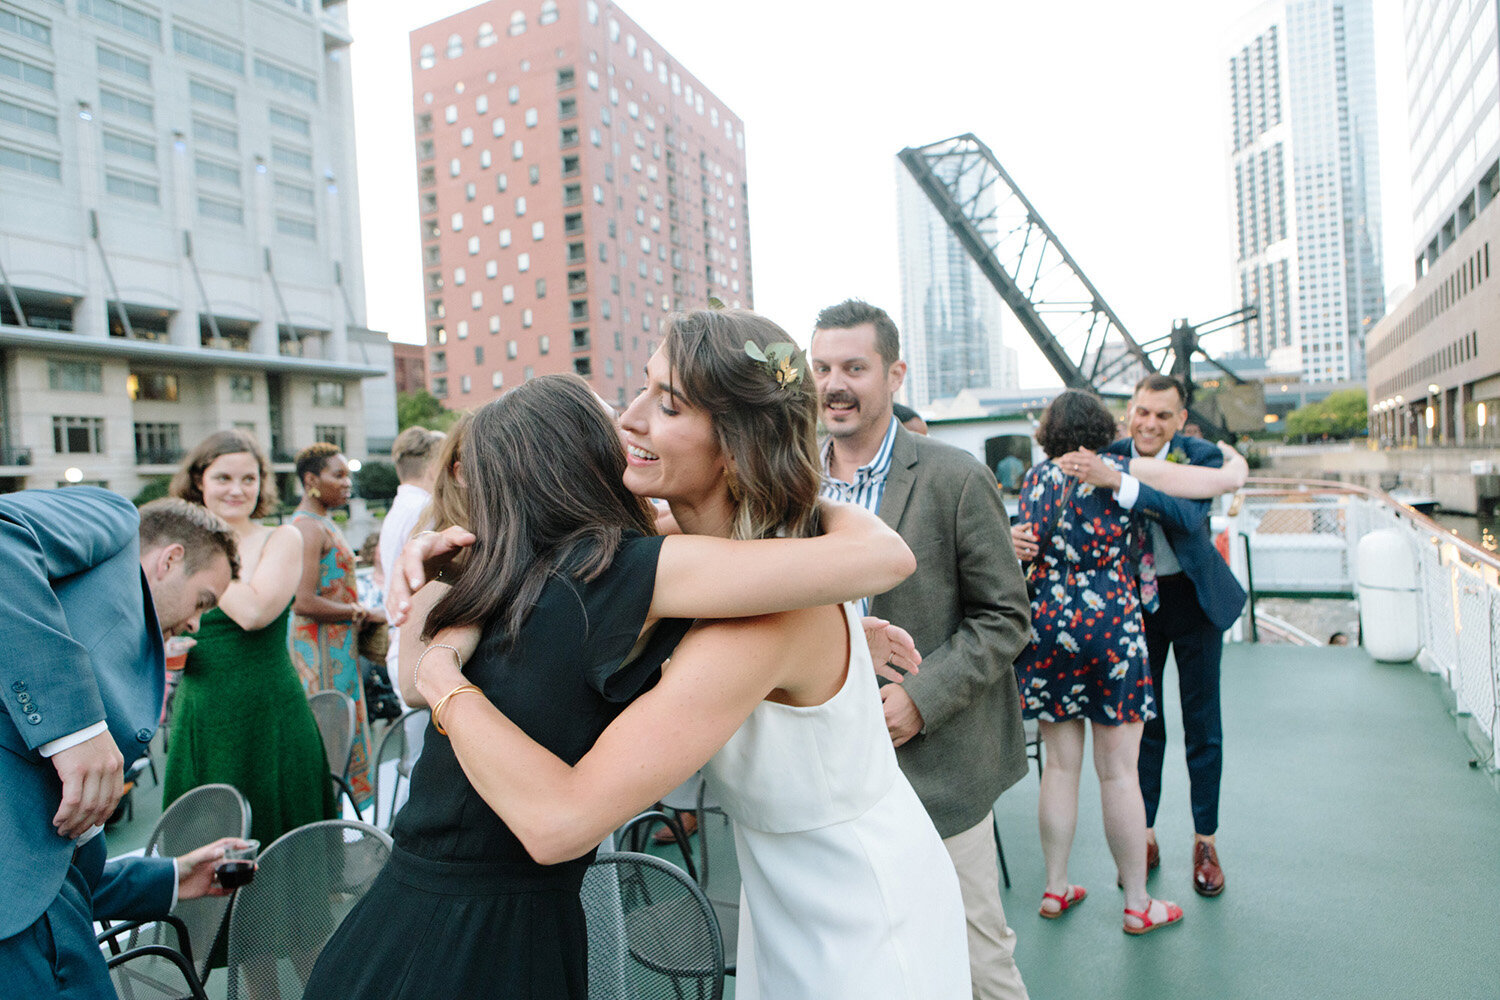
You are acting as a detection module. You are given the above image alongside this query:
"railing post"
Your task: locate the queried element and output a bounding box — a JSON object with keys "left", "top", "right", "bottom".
{"left": 1240, "top": 532, "right": 1258, "bottom": 643}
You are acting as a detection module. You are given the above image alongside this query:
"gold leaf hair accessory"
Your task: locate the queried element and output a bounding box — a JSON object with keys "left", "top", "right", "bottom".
{"left": 743, "top": 340, "right": 807, "bottom": 391}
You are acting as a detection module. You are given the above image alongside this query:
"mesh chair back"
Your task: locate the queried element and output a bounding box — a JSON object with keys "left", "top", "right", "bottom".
{"left": 308, "top": 689, "right": 356, "bottom": 778}
{"left": 224, "top": 820, "right": 392, "bottom": 1000}
{"left": 583, "top": 851, "right": 724, "bottom": 1000}
{"left": 372, "top": 707, "right": 428, "bottom": 829}
{"left": 121, "top": 783, "right": 251, "bottom": 984}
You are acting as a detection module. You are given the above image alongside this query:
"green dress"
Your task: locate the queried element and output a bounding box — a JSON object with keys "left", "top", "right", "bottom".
{"left": 163, "top": 601, "right": 336, "bottom": 845}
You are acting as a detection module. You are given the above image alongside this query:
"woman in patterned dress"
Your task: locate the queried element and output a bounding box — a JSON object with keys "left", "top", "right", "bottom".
{"left": 290, "top": 442, "right": 379, "bottom": 812}
{"left": 1013, "top": 390, "right": 1245, "bottom": 933}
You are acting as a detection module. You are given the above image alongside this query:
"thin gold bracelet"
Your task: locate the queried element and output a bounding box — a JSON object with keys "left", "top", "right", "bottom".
{"left": 413, "top": 642, "right": 462, "bottom": 688}
{"left": 432, "top": 683, "right": 483, "bottom": 736}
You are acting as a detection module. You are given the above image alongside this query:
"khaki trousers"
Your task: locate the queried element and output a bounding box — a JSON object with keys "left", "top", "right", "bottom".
{"left": 943, "top": 818, "right": 1030, "bottom": 1000}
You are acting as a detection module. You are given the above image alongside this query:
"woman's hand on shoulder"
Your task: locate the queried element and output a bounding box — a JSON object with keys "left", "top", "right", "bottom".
{"left": 861, "top": 617, "right": 920, "bottom": 683}
{"left": 386, "top": 525, "right": 477, "bottom": 626}
{"left": 1057, "top": 448, "right": 1120, "bottom": 489}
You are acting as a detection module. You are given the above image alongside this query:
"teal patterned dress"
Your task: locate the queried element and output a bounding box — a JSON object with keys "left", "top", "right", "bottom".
{"left": 290, "top": 510, "right": 373, "bottom": 809}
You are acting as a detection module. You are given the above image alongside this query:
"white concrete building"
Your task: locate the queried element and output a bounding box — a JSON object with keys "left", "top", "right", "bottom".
{"left": 0, "top": 0, "right": 393, "bottom": 496}
{"left": 1366, "top": 0, "right": 1500, "bottom": 446}
{"left": 895, "top": 162, "right": 1017, "bottom": 410}
{"left": 1226, "top": 0, "right": 1384, "bottom": 383}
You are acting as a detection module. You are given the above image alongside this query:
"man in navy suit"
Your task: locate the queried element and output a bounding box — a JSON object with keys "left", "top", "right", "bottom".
{"left": 0, "top": 489, "right": 242, "bottom": 997}
{"left": 1015, "top": 375, "right": 1246, "bottom": 896}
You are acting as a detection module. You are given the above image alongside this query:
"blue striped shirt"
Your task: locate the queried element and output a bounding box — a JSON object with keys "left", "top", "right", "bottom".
{"left": 820, "top": 415, "right": 900, "bottom": 616}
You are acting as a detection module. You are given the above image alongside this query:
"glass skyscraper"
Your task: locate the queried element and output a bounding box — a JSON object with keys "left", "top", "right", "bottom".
{"left": 895, "top": 164, "right": 1017, "bottom": 409}
{"left": 1228, "top": 0, "right": 1384, "bottom": 383}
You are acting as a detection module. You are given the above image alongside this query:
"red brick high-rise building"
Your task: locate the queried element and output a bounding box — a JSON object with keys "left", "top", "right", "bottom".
{"left": 410, "top": 1, "right": 752, "bottom": 409}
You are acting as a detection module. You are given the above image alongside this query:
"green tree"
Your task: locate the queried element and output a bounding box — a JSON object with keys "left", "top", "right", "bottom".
{"left": 355, "top": 459, "right": 400, "bottom": 504}
{"left": 132, "top": 475, "right": 172, "bottom": 506}
{"left": 1284, "top": 388, "right": 1368, "bottom": 441}
{"left": 397, "top": 390, "right": 461, "bottom": 432}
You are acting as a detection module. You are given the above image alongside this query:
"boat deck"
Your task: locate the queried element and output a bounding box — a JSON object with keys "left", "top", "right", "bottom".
{"left": 108, "top": 641, "right": 1500, "bottom": 998}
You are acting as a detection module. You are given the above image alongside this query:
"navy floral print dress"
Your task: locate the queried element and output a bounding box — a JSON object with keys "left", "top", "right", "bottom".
{"left": 1012, "top": 455, "right": 1156, "bottom": 725}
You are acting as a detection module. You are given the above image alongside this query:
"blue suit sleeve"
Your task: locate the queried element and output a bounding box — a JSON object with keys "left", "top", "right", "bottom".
{"left": 1125, "top": 436, "right": 1222, "bottom": 534}
{"left": 0, "top": 487, "right": 141, "bottom": 750}
{"left": 94, "top": 856, "right": 177, "bottom": 922}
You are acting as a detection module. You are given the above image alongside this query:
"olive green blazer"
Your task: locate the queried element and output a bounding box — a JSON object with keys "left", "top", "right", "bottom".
{"left": 869, "top": 426, "right": 1032, "bottom": 839}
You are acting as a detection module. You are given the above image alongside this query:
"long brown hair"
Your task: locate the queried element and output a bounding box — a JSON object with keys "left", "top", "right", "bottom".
{"left": 662, "top": 308, "right": 822, "bottom": 541}
{"left": 422, "top": 375, "right": 654, "bottom": 642}
{"left": 170, "top": 429, "right": 278, "bottom": 518}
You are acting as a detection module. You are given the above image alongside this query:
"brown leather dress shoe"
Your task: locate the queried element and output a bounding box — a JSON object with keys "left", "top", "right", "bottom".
{"left": 1193, "top": 841, "right": 1224, "bottom": 896}
{"left": 1146, "top": 838, "right": 1160, "bottom": 872}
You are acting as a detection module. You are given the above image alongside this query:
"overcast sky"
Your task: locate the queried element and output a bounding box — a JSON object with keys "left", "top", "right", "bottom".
{"left": 347, "top": 0, "right": 1411, "bottom": 389}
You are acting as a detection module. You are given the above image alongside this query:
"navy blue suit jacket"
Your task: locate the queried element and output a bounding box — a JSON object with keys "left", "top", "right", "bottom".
{"left": 1106, "top": 434, "right": 1247, "bottom": 632}
{"left": 0, "top": 487, "right": 165, "bottom": 940}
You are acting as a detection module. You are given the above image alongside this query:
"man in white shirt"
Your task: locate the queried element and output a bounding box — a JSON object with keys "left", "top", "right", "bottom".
{"left": 378, "top": 426, "right": 447, "bottom": 704}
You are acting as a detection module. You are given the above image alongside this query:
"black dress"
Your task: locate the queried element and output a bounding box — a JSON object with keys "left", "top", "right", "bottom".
{"left": 303, "top": 534, "right": 689, "bottom": 999}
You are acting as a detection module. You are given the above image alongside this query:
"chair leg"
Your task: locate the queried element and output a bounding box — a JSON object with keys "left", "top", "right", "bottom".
{"left": 993, "top": 815, "right": 1011, "bottom": 889}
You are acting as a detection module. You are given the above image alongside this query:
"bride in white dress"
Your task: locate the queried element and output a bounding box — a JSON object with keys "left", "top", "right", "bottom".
{"left": 402, "top": 308, "right": 970, "bottom": 997}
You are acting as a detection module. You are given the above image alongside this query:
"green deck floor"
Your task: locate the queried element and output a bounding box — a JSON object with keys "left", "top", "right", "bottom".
{"left": 111, "top": 644, "right": 1500, "bottom": 999}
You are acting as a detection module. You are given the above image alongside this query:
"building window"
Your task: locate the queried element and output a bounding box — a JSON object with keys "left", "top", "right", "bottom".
{"left": 229, "top": 374, "right": 254, "bottom": 402}
{"left": 517, "top": 253, "right": 530, "bottom": 272}
{"left": 269, "top": 107, "right": 310, "bottom": 135}
{"left": 479, "top": 149, "right": 491, "bottom": 168}
{"left": 276, "top": 215, "right": 316, "bottom": 240}
{"left": 195, "top": 158, "right": 240, "bottom": 187}
{"left": 314, "top": 425, "right": 346, "bottom": 450}
{"left": 101, "top": 130, "right": 153, "bottom": 161}
{"left": 492, "top": 117, "right": 506, "bottom": 137}
{"left": 489, "top": 315, "right": 500, "bottom": 334}
{"left": 105, "top": 173, "right": 158, "bottom": 203}
{"left": 502, "top": 284, "right": 515, "bottom": 303}
{"left": 79, "top": 0, "right": 160, "bottom": 42}
{"left": 446, "top": 32, "right": 463, "bottom": 59}
{"left": 432, "top": 377, "right": 448, "bottom": 397}
{"left": 450, "top": 212, "right": 463, "bottom": 232}
{"left": 499, "top": 228, "right": 512, "bottom": 247}
{"left": 128, "top": 372, "right": 178, "bottom": 401}
{"left": 476, "top": 95, "right": 489, "bottom": 115}
{"left": 507, "top": 339, "right": 518, "bottom": 359}
{"left": 525, "top": 107, "right": 538, "bottom": 128}
{"left": 97, "top": 47, "right": 150, "bottom": 83}
{"left": 532, "top": 221, "right": 545, "bottom": 240}
{"left": 481, "top": 205, "right": 494, "bottom": 224}
{"left": 491, "top": 370, "right": 504, "bottom": 388}
{"left": 418, "top": 43, "right": 436, "bottom": 69}
{"left": 271, "top": 144, "right": 311, "bottom": 170}
{"left": 509, "top": 11, "right": 526, "bottom": 36}
{"left": 101, "top": 89, "right": 153, "bottom": 123}
{"left": 53, "top": 416, "right": 104, "bottom": 454}
{"left": 477, "top": 22, "right": 497, "bottom": 48}
{"left": 189, "top": 79, "right": 235, "bottom": 112}
{"left": 515, "top": 196, "right": 526, "bottom": 216}
{"left": 198, "top": 197, "right": 244, "bottom": 224}
{"left": 508, "top": 84, "right": 520, "bottom": 104}
{"left": 512, "top": 139, "right": 523, "bottom": 160}
{"left": 522, "top": 309, "right": 533, "bottom": 328}
{"left": 133, "top": 422, "right": 182, "bottom": 464}
{"left": 539, "top": 335, "right": 550, "bottom": 354}
{"left": 460, "top": 127, "right": 474, "bottom": 147}
{"left": 460, "top": 374, "right": 471, "bottom": 393}
{"left": 48, "top": 360, "right": 103, "bottom": 392}
{"left": 535, "top": 278, "right": 546, "bottom": 297}
{"left": 173, "top": 26, "right": 244, "bottom": 75}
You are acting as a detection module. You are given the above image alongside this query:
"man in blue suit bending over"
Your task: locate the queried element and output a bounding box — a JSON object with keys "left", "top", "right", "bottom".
{"left": 0, "top": 489, "right": 243, "bottom": 997}
{"left": 1015, "top": 375, "right": 1246, "bottom": 896}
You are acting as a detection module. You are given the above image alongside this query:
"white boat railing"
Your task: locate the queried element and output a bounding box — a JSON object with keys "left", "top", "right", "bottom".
{"left": 1224, "top": 478, "right": 1500, "bottom": 768}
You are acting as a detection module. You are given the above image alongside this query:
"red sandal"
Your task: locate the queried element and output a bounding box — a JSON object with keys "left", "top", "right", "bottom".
{"left": 1123, "top": 898, "right": 1184, "bottom": 935}
{"left": 1039, "top": 885, "right": 1086, "bottom": 918}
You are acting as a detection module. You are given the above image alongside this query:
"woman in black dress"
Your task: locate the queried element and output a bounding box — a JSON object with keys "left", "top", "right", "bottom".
{"left": 302, "top": 374, "right": 914, "bottom": 999}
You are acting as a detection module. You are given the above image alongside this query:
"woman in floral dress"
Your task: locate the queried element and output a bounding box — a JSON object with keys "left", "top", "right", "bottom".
{"left": 290, "top": 442, "right": 379, "bottom": 812}
{"left": 1013, "top": 390, "right": 1244, "bottom": 934}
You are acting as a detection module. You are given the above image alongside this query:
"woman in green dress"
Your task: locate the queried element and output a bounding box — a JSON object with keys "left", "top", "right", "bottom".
{"left": 289, "top": 443, "right": 379, "bottom": 812}
{"left": 164, "top": 430, "right": 336, "bottom": 844}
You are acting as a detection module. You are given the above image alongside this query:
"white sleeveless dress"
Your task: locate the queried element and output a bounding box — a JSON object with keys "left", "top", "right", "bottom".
{"left": 702, "top": 603, "right": 971, "bottom": 999}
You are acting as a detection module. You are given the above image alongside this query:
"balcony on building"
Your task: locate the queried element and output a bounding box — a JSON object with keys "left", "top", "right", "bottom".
{"left": 200, "top": 315, "right": 254, "bottom": 352}
{"left": 1, "top": 287, "right": 79, "bottom": 332}
{"left": 107, "top": 302, "right": 173, "bottom": 344}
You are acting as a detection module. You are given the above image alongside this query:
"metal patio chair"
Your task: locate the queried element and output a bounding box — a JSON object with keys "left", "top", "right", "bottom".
{"left": 582, "top": 851, "right": 724, "bottom": 1000}
{"left": 307, "top": 689, "right": 361, "bottom": 818}
{"left": 100, "top": 782, "right": 252, "bottom": 994}
{"left": 371, "top": 706, "right": 428, "bottom": 829}
{"left": 224, "top": 819, "right": 392, "bottom": 1000}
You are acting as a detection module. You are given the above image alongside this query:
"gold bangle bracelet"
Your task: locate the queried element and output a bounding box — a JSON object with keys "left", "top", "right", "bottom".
{"left": 432, "top": 683, "right": 483, "bottom": 736}
{"left": 413, "top": 642, "right": 462, "bottom": 688}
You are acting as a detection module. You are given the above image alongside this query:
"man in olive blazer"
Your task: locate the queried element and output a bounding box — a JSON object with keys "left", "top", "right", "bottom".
{"left": 813, "top": 300, "right": 1032, "bottom": 1000}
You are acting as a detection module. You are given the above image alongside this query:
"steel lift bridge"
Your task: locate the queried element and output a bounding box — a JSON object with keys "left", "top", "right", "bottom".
{"left": 897, "top": 133, "right": 1262, "bottom": 440}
